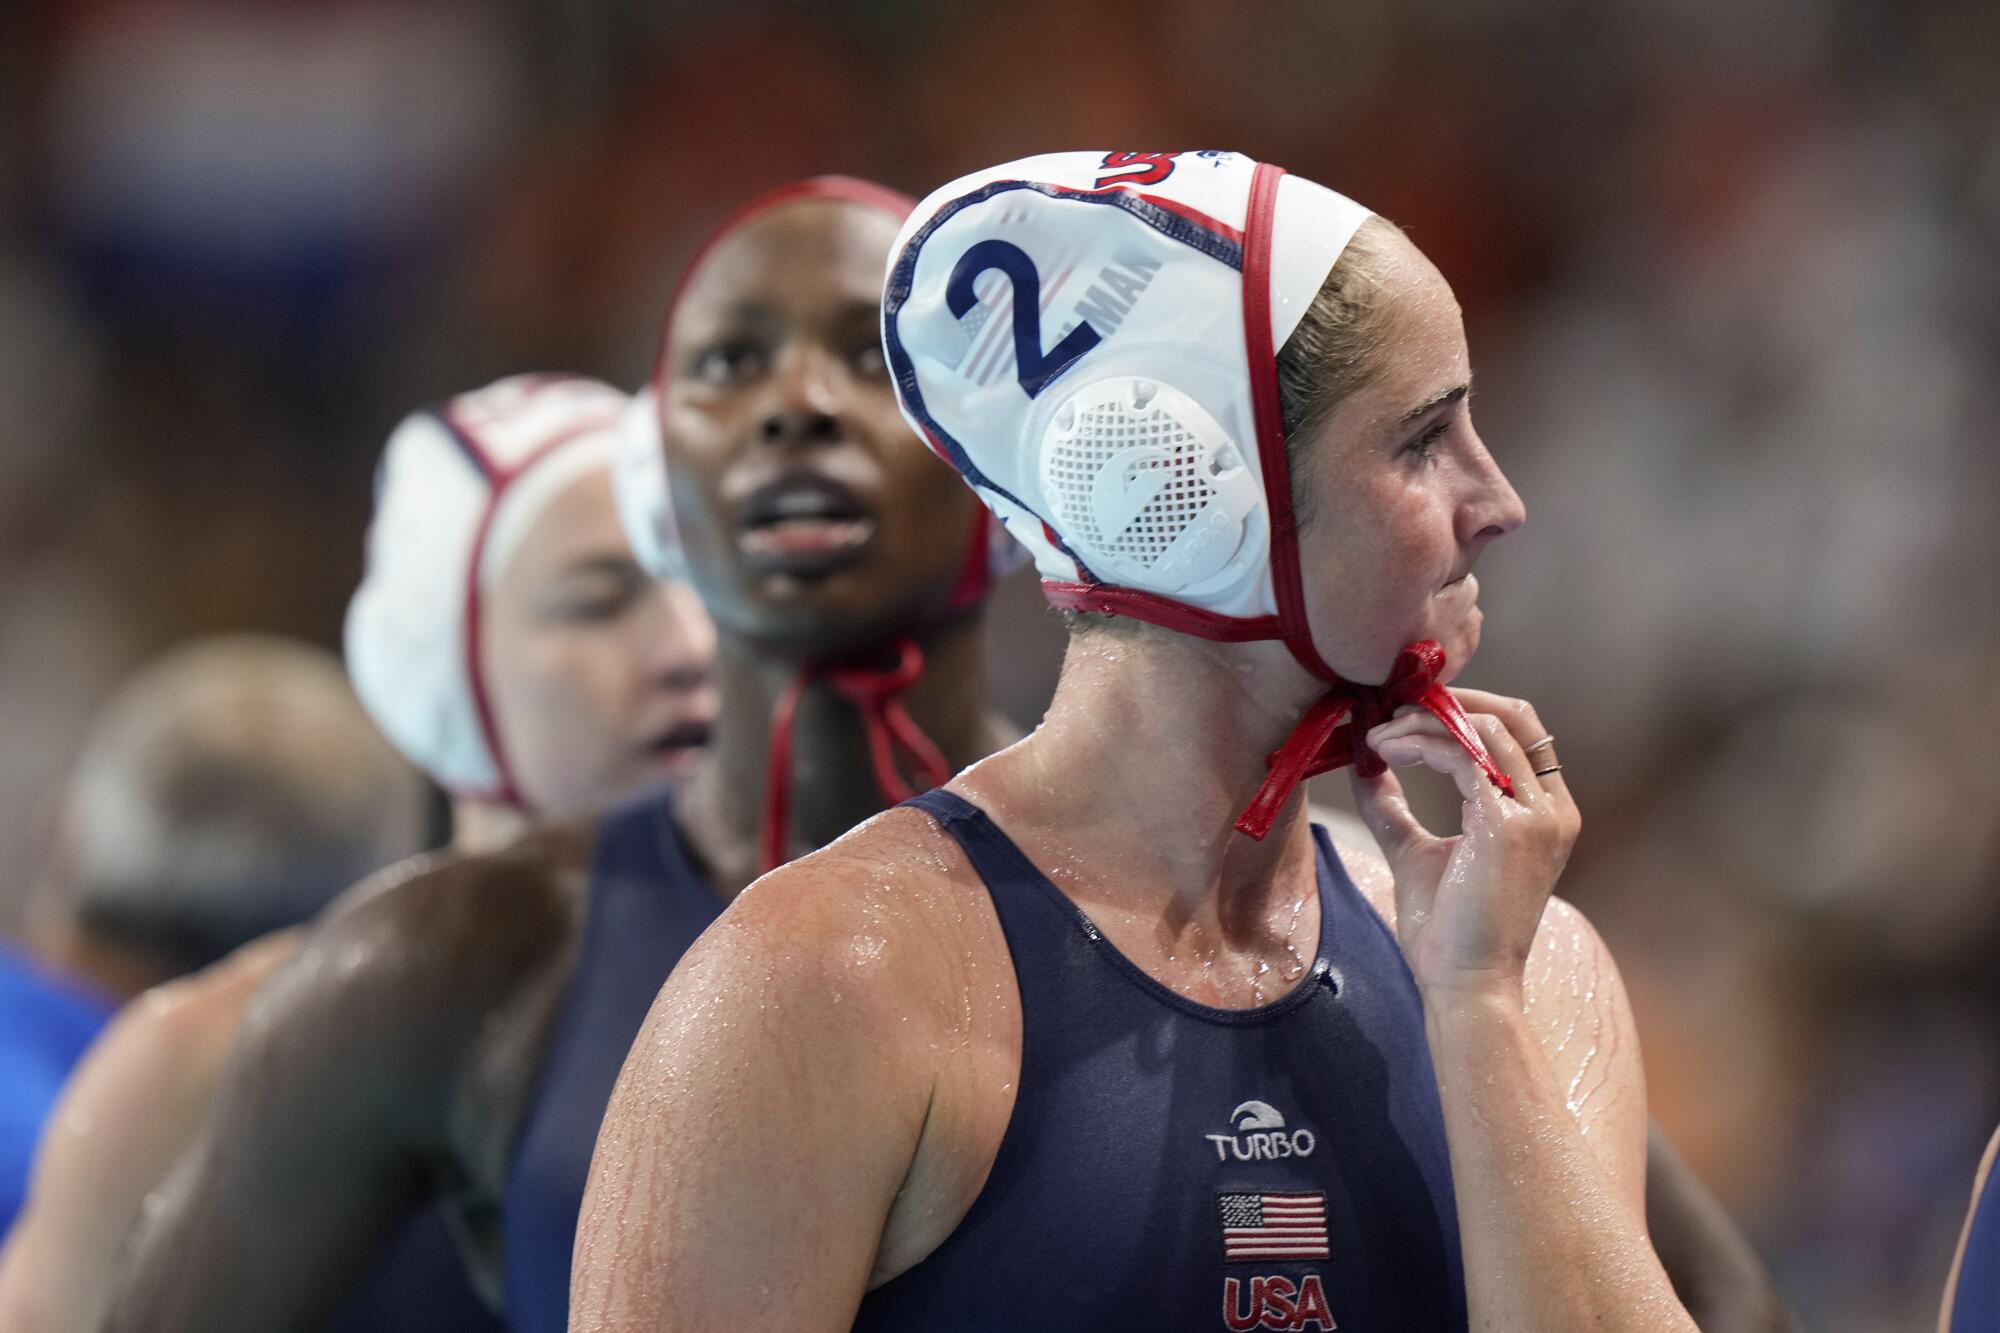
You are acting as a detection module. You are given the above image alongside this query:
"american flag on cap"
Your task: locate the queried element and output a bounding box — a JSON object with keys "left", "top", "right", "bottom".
{"left": 1217, "top": 1191, "right": 1330, "bottom": 1262}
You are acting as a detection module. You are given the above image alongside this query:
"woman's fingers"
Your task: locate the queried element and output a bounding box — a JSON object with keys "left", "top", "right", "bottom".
{"left": 1373, "top": 728, "right": 1526, "bottom": 808}
{"left": 1350, "top": 763, "right": 1431, "bottom": 864}
{"left": 1441, "top": 688, "right": 1547, "bottom": 750}
{"left": 1370, "top": 709, "right": 1546, "bottom": 805}
{"left": 1445, "top": 688, "right": 1577, "bottom": 823}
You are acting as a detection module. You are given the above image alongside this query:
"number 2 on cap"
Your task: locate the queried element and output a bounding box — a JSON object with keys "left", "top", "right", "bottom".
{"left": 946, "top": 240, "right": 1100, "bottom": 399}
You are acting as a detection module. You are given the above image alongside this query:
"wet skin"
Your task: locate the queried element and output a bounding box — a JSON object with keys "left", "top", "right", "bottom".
{"left": 95, "top": 204, "right": 1779, "bottom": 1330}
{"left": 0, "top": 467, "right": 709, "bottom": 1333}
{"left": 570, "top": 226, "right": 1786, "bottom": 1330}
{"left": 97, "top": 197, "right": 1013, "bottom": 1331}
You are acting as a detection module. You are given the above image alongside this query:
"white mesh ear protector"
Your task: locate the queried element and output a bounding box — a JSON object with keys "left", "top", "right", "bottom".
{"left": 1036, "top": 374, "right": 1264, "bottom": 597}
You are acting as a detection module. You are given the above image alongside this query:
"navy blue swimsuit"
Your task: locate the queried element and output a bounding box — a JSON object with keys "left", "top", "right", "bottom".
{"left": 1952, "top": 1146, "right": 2000, "bottom": 1332}
{"left": 502, "top": 788, "right": 724, "bottom": 1332}
{"left": 854, "top": 790, "right": 1466, "bottom": 1333}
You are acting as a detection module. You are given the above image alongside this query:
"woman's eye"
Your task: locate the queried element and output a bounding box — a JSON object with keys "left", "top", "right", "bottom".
{"left": 852, "top": 343, "right": 887, "bottom": 378}
{"left": 552, "top": 595, "right": 628, "bottom": 625}
{"left": 548, "top": 573, "right": 647, "bottom": 624}
{"left": 690, "top": 342, "right": 765, "bottom": 385}
{"left": 1403, "top": 419, "right": 1450, "bottom": 463}
{"left": 564, "top": 598, "right": 627, "bottom": 624}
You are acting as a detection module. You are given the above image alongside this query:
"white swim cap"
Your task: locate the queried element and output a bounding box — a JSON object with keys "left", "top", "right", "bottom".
{"left": 344, "top": 374, "right": 628, "bottom": 805}
{"left": 884, "top": 150, "right": 1370, "bottom": 676}
{"left": 887, "top": 152, "right": 1513, "bottom": 836}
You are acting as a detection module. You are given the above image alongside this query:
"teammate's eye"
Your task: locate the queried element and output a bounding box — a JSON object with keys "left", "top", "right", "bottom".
{"left": 546, "top": 566, "right": 648, "bottom": 624}
{"left": 689, "top": 341, "right": 767, "bottom": 385}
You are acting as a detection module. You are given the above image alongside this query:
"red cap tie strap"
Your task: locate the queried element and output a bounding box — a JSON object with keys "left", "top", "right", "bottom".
{"left": 761, "top": 637, "right": 955, "bottom": 871}
{"left": 1234, "top": 640, "right": 1515, "bottom": 839}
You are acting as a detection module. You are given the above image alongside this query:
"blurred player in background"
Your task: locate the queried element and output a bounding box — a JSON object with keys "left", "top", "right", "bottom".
{"left": 0, "top": 378, "right": 716, "bottom": 1333}
{"left": 97, "top": 178, "right": 1018, "bottom": 1333}
{"left": 0, "top": 635, "right": 428, "bottom": 1305}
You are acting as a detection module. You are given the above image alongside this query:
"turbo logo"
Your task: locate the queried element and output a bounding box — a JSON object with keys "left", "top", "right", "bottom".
{"left": 1094, "top": 151, "right": 1182, "bottom": 188}
{"left": 1222, "top": 1274, "right": 1337, "bottom": 1331}
{"left": 1206, "top": 1100, "right": 1318, "bottom": 1163}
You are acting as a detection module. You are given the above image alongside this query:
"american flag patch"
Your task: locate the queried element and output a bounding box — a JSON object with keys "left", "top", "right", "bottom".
{"left": 1217, "top": 1191, "right": 1330, "bottom": 1262}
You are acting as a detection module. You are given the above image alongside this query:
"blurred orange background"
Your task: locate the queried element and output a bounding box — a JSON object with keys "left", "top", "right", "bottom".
{"left": 3, "top": 1, "right": 1997, "bottom": 1325}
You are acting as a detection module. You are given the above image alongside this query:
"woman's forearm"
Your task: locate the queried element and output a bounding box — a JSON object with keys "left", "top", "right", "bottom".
{"left": 1425, "top": 983, "right": 1696, "bottom": 1332}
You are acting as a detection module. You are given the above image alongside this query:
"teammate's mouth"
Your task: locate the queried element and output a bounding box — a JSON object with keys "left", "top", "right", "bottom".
{"left": 736, "top": 472, "right": 877, "bottom": 578}
{"left": 640, "top": 719, "right": 712, "bottom": 771}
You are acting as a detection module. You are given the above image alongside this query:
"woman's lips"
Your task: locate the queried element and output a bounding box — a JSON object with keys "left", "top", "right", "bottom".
{"left": 738, "top": 516, "right": 876, "bottom": 569}
{"left": 735, "top": 471, "right": 877, "bottom": 577}
{"left": 640, "top": 718, "right": 712, "bottom": 772}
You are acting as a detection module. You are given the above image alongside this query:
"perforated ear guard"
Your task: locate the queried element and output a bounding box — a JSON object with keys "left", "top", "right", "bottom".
{"left": 1035, "top": 373, "right": 1264, "bottom": 599}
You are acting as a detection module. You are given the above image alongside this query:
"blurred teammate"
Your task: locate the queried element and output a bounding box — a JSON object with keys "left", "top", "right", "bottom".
{"left": 0, "top": 634, "right": 426, "bottom": 1257}
{"left": 572, "top": 151, "right": 1737, "bottom": 1330}
{"left": 0, "top": 378, "right": 714, "bottom": 1333}
{"left": 99, "top": 178, "right": 1017, "bottom": 1333}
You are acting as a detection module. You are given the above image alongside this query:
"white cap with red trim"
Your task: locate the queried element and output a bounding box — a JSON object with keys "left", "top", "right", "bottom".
{"left": 344, "top": 374, "right": 628, "bottom": 805}
{"left": 882, "top": 150, "right": 1369, "bottom": 673}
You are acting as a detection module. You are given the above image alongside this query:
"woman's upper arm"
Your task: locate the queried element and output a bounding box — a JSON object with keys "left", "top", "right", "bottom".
{"left": 571, "top": 868, "right": 939, "bottom": 1332}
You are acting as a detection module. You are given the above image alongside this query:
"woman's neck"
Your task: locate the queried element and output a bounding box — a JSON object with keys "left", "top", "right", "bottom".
{"left": 678, "top": 609, "right": 1012, "bottom": 898}
{"left": 960, "top": 627, "right": 1328, "bottom": 936}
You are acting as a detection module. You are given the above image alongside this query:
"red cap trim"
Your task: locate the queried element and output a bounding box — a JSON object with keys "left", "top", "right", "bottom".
{"left": 1241, "top": 161, "right": 1337, "bottom": 684}
{"left": 1043, "top": 581, "right": 1282, "bottom": 642}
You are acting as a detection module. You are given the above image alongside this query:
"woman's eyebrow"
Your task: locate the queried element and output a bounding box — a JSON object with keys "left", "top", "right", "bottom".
{"left": 1397, "top": 381, "right": 1471, "bottom": 426}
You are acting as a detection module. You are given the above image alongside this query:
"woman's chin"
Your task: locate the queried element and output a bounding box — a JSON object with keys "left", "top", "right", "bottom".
{"left": 1436, "top": 616, "right": 1482, "bottom": 682}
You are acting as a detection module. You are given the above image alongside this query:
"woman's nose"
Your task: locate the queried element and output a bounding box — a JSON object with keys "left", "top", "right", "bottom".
{"left": 758, "top": 349, "right": 845, "bottom": 447}
{"left": 1460, "top": 434, "right": 1526, "bottom": 544}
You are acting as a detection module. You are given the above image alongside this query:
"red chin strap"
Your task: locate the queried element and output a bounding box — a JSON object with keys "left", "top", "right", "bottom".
{"left": 1233, "top": 641, "right": 1513, "bottom": 839}
{"left": 762, "top": 636, "right": 954, "bottom": 871}
{"left": 1044, "top": 161, "right": 1513, "bottom": 839}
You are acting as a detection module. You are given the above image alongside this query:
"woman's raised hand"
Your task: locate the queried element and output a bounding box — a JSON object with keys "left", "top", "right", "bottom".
{"left": 1350, "top": 688, "right": 1580, "bottom": 1000}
